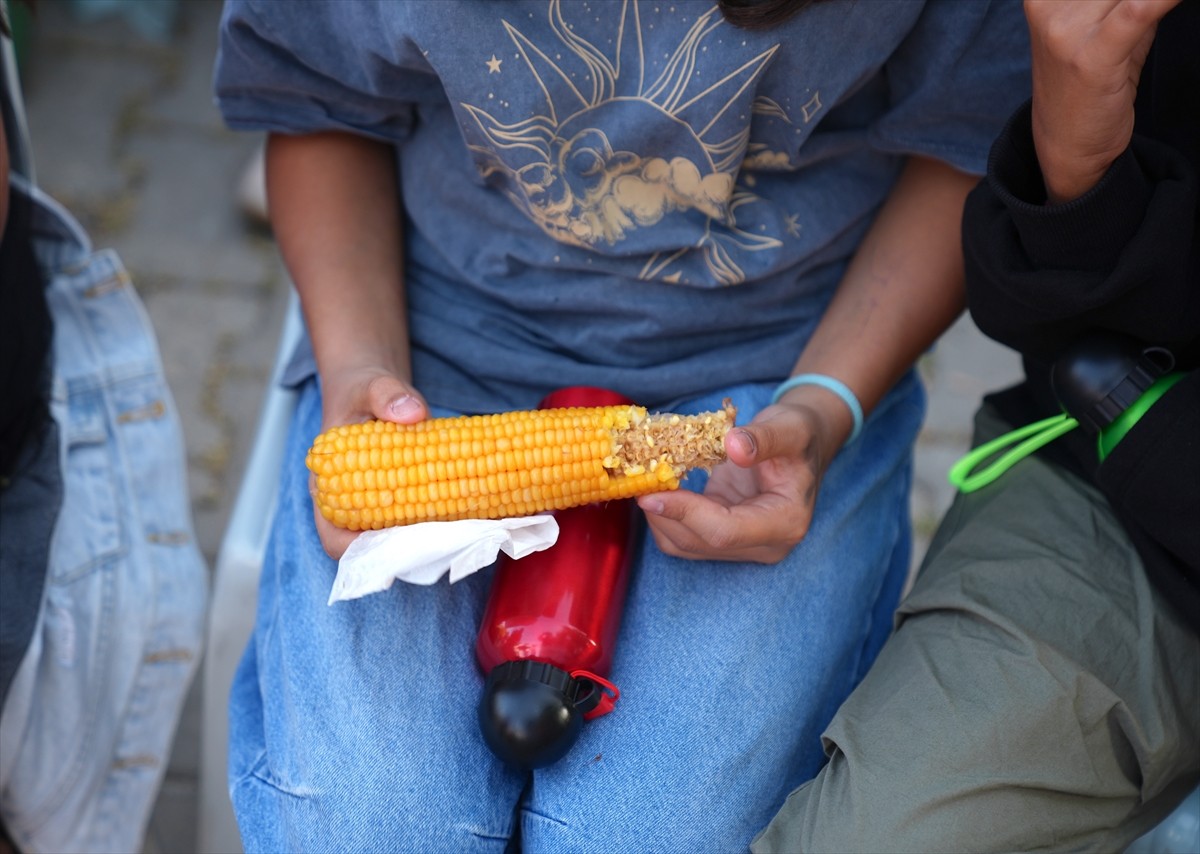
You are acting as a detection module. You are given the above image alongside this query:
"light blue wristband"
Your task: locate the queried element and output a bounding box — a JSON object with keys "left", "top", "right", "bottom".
{"left": 770, "top": 373, "right": 864, "bottom": 444}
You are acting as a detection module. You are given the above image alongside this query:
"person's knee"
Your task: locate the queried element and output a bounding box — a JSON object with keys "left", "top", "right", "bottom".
{"left": 751, "top": 750, "right": 949, "bottom": 854}
{"left": 753, "top": 743, "right": 1141, "bottom": 854}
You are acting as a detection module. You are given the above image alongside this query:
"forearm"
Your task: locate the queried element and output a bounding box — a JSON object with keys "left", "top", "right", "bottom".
{"left": 266, "top": 131, "right": 410, "bottom": 384}
{"left": 1025, "top": 0, "right": 1181, "bottom": 204}
{"left": 643, "top": 159, "right": 977, "bottom": 559}
{"left": 963, "top": 105, "right": 1197, "bottom": 360}
{"left": 783, "top": 156, "right": 977, "bottom": 436}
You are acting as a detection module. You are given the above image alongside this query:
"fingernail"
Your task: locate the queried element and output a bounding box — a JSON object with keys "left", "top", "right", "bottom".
{"left": 640, "top": 497, "right": 664, "bottom": 515}
{"left": 731, "top": 428, "right": 756, "bottom": 458}
{"left": 388, "top": 395, "right": 421, "bottom": 419}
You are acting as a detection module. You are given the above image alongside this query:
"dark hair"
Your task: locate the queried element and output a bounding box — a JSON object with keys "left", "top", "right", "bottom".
{"left": 1, "top": 40, "right": 53, "bottom": 481}
{"left": 715, "top": 0, "right": 826, "bottom": 30}
{"left": 0, "top": 183, "right": 52, "bottom": 481}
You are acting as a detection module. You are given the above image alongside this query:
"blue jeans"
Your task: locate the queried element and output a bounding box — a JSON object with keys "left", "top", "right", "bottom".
{"left": 229, "top": 372, "right": 924, "bottom": 853}
{"left": 0, "top": 183, "right": 208, "bottom": 853}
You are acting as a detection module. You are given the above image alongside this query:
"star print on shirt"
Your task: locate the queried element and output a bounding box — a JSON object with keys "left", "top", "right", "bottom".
{"left": 486, "top": 54, "right": 502, "bottom": 73}
{"left": 461, "top": 1, "right": 786, "bottom": 287}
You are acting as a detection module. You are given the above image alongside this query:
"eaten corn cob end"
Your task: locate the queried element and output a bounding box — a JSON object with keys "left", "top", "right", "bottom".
{"left": 306, "top": 400, "right": 736, "bottom": 530}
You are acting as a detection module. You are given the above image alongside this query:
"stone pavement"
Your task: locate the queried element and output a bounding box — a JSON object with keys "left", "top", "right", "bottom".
{"left": 14, "top": 2, "right": 1021, "bottom": 851}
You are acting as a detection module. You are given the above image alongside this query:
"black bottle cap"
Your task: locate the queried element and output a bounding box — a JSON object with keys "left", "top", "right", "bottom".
{"left": 1051, "top": 333, "right": 1175, "bottom": 433}
{"left": 477, "top": 660, "right": 602, "bottom": 769}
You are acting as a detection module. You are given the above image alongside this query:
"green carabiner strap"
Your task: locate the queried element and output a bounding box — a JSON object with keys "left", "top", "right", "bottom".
{"left": 947, "top": 413, "right": 1079, "bottom": 494}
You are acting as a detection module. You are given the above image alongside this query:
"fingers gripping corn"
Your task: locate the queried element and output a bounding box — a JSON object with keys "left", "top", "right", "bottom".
{"left": 306, "top": 401, "right": 737, "bottom": 530}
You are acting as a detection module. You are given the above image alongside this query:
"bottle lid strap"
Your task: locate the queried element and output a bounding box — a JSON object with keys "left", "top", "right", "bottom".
{"left": 948, "top": 413, "right": 1079, "bottom": 494}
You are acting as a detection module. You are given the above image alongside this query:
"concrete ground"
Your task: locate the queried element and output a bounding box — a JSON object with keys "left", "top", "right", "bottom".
{"left": 14, "top": 2, "right": 1022, "bottom": 851}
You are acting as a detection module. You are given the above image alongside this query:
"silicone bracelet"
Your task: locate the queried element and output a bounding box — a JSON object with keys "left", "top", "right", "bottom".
{"left": 771, "top": 373, "right": 864, "bottom": 444}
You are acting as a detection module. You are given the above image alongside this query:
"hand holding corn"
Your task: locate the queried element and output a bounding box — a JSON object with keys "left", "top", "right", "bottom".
{"left": 306, "top": 401, "right": 737, "bottom": 531}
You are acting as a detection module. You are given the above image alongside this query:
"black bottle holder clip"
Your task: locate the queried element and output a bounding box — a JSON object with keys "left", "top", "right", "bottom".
{"left": 948, "top": 333, "right": 1176, "bottom": 493}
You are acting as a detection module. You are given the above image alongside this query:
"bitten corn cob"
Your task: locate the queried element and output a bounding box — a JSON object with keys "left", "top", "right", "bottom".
{"left": 306, "top": 401, "right": 736, "bottom": 530}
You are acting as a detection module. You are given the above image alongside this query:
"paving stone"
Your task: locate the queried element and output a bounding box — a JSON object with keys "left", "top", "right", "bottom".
{"left": 220, "top": 355, "right": 282, "bottom": 481}
{"left": 913, "top": 441, "right": 972, "bottom": 523}
{"left": 923, "top": 315, "right": 1024, "bottom": 428}
{"left": 190, "top": 496, "right": 228, "bottom": 570}
{"left": 140, "top": 286, "right": 266, "bottom": 560}
{"left": 38, "top": 0, "right": 183, "bottom": 48}
{"left": 118, "top": 126, "right": 271, "bottom": 284}
{"left": 910, "top": 316, "right": 1023, "bottom": 569}
{"left": 142, "top": 777, "right": 199, "bottom": 854}
{"left": 140, "top": 286, "right": 262, "bottom": 415}
{"left": 224, "top": 263, "right": 290, "bottom": 375}
{"left": 143, "top": 0, "right": 230, "bottom": 133}
{"left": 19, "top": 39, "right": 159, "bottom": 225}
{"left": 191, "top": 275, "right": 291, "bottom": 564}
{"left": 163, "top": 673, "right": 204, "bottom": 780}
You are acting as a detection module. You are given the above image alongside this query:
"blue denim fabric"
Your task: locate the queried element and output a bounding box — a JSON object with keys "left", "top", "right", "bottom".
{"left": 229, "top": 371, "right": 924, "bottom": 852}
{"left": 0, "top": 181, "right": 208, "bottom": 854}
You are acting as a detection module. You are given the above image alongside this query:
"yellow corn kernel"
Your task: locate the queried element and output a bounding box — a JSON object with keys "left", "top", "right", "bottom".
{"left": 306, "top": 401, "right": 736, "bottom": 530}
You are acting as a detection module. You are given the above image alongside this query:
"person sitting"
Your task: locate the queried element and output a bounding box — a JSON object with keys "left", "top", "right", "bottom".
{"left": 753, "top": 1, "right": 1199, "bottom": 850}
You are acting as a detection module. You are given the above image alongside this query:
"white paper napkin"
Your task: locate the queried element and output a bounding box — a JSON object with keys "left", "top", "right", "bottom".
{"left": 327, "top": 515, "right": 560, "bottom": 604}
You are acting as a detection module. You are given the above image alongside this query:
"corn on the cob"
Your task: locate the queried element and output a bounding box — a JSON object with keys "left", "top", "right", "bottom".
{"left": 306, "top": 401, "right": 736, "bottom": 530}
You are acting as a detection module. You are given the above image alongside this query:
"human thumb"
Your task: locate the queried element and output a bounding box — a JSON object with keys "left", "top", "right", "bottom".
{"left": 367, "top": 376, "right": 427, "bottom": 424}
{"left": 725, "top": 427, "right": 759, "bottom": 467}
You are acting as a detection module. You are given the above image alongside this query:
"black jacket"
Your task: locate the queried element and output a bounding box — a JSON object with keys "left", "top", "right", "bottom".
{"left": 961, "top": 1, "right": 1199, "bottom": 631}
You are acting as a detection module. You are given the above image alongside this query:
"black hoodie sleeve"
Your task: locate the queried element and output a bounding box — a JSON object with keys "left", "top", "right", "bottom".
{"left": 960, "top": 99, "right": 1200, "bottom": 630}
{"left": 962, "top": 101, "right": 1200, "bottom": 363}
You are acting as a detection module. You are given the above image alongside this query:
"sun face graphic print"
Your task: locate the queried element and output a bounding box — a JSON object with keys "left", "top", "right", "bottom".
{"left": 461, "top": 0, "right": 788, "bottom": 286}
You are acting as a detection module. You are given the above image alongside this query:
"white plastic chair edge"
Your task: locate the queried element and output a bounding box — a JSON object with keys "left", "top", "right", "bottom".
{"left": 198, "top": 289, "right": 302, "bottom": 854}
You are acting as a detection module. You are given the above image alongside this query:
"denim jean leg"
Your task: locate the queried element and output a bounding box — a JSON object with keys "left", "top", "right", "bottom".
{"left": 522, "top": 374, "right": 925, "bottom": 853}
{"left": 228, "top": 379, "right": 528, "bottom": 853}
{"left": 228, "top": 373, "right": 923, "bottom": 853}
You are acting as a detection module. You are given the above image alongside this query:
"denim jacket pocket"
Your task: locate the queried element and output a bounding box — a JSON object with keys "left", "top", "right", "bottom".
{"left": 49, "top": 386, "right": 125, "bottom": 584}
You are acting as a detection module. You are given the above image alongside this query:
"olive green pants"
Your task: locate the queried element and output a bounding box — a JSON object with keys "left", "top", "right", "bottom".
{"left": 753, "top": 404, "right": 1200, "bottom": 853}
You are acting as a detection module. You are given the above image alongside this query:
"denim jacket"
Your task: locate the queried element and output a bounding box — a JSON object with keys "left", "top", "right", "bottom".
{"left": 0, "top": 177, "right": 207, "bottom": 854}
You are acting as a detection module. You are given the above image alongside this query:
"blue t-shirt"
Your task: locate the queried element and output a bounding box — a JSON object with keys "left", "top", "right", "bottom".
{"left": 215, "top": 0, "right": 1029, "bottom": 412}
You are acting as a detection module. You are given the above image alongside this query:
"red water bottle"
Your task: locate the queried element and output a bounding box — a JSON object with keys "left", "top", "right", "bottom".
{"left": 476, "top": 386, "right": 637, "bottom": 769}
